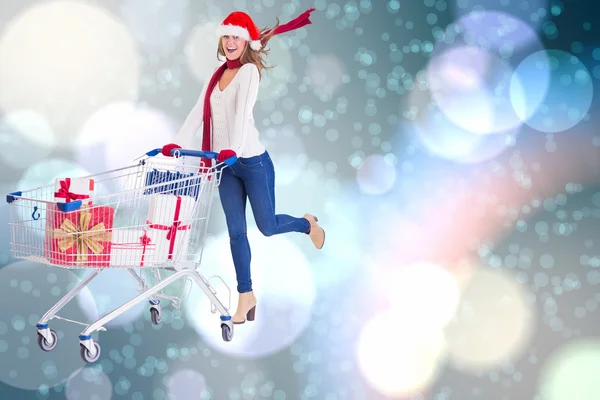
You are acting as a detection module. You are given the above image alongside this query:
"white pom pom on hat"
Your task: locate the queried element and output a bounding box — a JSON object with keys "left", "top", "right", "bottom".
{"left": 216, "top": 11, "right": 263, "bottom": 51}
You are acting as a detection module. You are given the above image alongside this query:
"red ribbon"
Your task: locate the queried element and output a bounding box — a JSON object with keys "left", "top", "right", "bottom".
{"left": 147, "top": 196, "right": 191, "bottom": 260}
{"left": 112, "top": 230, "right": 155, "bottom": 267}
{"left": 139, "top": 231, "right": 152, "bottom": 267}
{"left": 54, "top": 178, "right": 90, "bottom": 203}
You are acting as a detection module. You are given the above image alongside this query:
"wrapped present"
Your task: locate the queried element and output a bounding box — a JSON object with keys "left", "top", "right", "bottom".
{"left": 146, "top": 194, "right": 196, "bottom": 263}
{"left": 109, "top": 229, "right": 155, "bottom": 267}
{"left": 143, "top": 169, "right": 202, "bottom": 200}
{"left": 54, "top": 178, "right": 94, "bottom": 205}
{"left": 45, "top": 204, "right": 114, "bottom": 267}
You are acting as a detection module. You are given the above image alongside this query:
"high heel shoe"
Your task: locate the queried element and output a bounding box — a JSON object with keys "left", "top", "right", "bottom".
{"left": 304, "top": 214, "right": 325, "bottom": 249}
{"left": 232, "top": 291, "right": 257, "bottom": 324}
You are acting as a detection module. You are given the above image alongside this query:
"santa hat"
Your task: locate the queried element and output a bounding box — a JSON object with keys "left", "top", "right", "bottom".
{"left": 216, "top": 12, "right": 263, "bottom": 51}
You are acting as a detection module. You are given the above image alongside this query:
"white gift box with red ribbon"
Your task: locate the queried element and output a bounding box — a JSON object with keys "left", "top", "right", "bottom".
{"left": 109, "top": 228, "right": 156, "bottom": 267}
{"left": 146, "top": 194, "right": 196, "bottom": 263}
{"left": 54, "top": 178, "right": 94, "bottom": 205}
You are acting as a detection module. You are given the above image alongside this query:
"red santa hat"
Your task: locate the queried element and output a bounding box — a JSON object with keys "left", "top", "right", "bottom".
{"left": 216, "top": 11, "right": 263, "bottom": 51}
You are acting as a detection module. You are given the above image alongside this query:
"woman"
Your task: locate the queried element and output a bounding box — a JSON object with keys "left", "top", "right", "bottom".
{"left": 161, "top": 9, "right": 325, "bottom": 325}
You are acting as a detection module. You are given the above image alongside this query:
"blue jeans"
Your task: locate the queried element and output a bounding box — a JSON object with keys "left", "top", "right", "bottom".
{"left": 218, "top": 151, "right": 311, "bottom": 293}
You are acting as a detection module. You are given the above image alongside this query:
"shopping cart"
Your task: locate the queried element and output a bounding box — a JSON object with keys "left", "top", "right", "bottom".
{"left": 6, "top": 148, "right": 237, "bottom": 363}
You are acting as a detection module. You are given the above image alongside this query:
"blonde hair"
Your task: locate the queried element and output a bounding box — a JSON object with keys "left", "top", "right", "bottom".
{"left": 217, "top": 18, "right": 281, "bottom": 79}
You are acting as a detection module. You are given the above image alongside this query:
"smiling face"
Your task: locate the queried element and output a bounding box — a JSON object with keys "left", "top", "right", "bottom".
{"left": 221, "top": 35, "right": 247, "bottom": 61}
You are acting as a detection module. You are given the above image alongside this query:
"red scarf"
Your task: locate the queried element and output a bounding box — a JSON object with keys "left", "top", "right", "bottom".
{"left": 201, "top": 8, "right": 315, "bottom": 154}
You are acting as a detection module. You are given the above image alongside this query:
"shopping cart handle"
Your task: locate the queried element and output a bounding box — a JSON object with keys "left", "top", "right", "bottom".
{"left": 145, "top": 148, "right": 162, "bottom": 157}
{"left": 145, "top": 148, "right": 217, "bottom": 159}
{"left": 172, "top": 149, "right": 218, "bottom": 159}
{"left": 145, "top": 148, "right": 237, "bottom": 166}
{"left": 173, "top": 149, "right": 238, "bottom": 166}
{"left": 221, "top": 156, "right": 238, "bottom": 166}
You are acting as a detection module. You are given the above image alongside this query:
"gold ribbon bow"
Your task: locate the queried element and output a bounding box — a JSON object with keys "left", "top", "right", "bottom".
{"left": 54, "top": 208, "right": 112, "bottom": 262}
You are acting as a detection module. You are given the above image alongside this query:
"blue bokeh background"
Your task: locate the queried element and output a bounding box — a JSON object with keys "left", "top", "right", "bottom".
{"left": 1, "top": 0, "right": 600, "bottom": 399}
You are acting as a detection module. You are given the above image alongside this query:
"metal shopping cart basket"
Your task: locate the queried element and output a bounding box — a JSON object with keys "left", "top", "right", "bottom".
{"left": 6, "top": 148, "right": 236, "bottom": 363}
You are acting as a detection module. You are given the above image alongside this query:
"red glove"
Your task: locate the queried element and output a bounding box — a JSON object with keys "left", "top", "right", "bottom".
{"left": 161, "top": 143, "right": 181, "bottom": 157}
{"left": 217, "top": 149, "right": 237, "bottom": 163}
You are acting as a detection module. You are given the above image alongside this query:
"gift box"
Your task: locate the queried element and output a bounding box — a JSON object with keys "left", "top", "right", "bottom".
{"left": 54, "top": 177, "right": 94, "bottom": 205}
{"left": 146, "top": 194, "right": 196, "bottom": 263}
{"left": 45, "top": 204, "right": 114, "bottom": 267}
{"left": 109, "top": 228, "right": 155, "bottom": 267}
{"left": 143, "top": 169, "right": 202, "bottom": 200}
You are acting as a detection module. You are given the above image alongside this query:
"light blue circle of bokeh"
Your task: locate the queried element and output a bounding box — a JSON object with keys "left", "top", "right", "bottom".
{"left": 512, "top": 50, "right": 593, "bottom": 133}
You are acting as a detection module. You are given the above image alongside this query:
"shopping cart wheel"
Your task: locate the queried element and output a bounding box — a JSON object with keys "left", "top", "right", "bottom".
{"left": 80, "top": 342, "right": 101, "bottom": 363}
{"left": 37, "top": 329, "right": 58, "bottom": 352}
{"left": 221, "top": 324, "right": 233, "bottom": 342}
{"left": 150, "top": 307, "right": 162, "bottom": 325}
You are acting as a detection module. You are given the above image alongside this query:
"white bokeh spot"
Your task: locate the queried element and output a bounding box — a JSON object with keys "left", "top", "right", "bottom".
{"left": 184, "top": 229, "right": 316, "bottom": 358}
{"left": 385, "top": 262, "right": 461, "bottom": 329}
{"left": 444, "top": 267, "right": 536, "bottom": 372}
{"left": 75, "top": 101, "right": 178, "bottom": 174}
{"left": 184, "top": 20, "right": 226, "bottom": 83}
{"left": 356, "top": 154, "right": 396, "bottom": 195}
{"left": 357, "top": 310, "right": 448, "bottom": 397}
{"left": 0, "top": 0, "right": 140, "bottom": 138}
{"left": 165, "top": 368, "right": 209, "bottom": 400}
